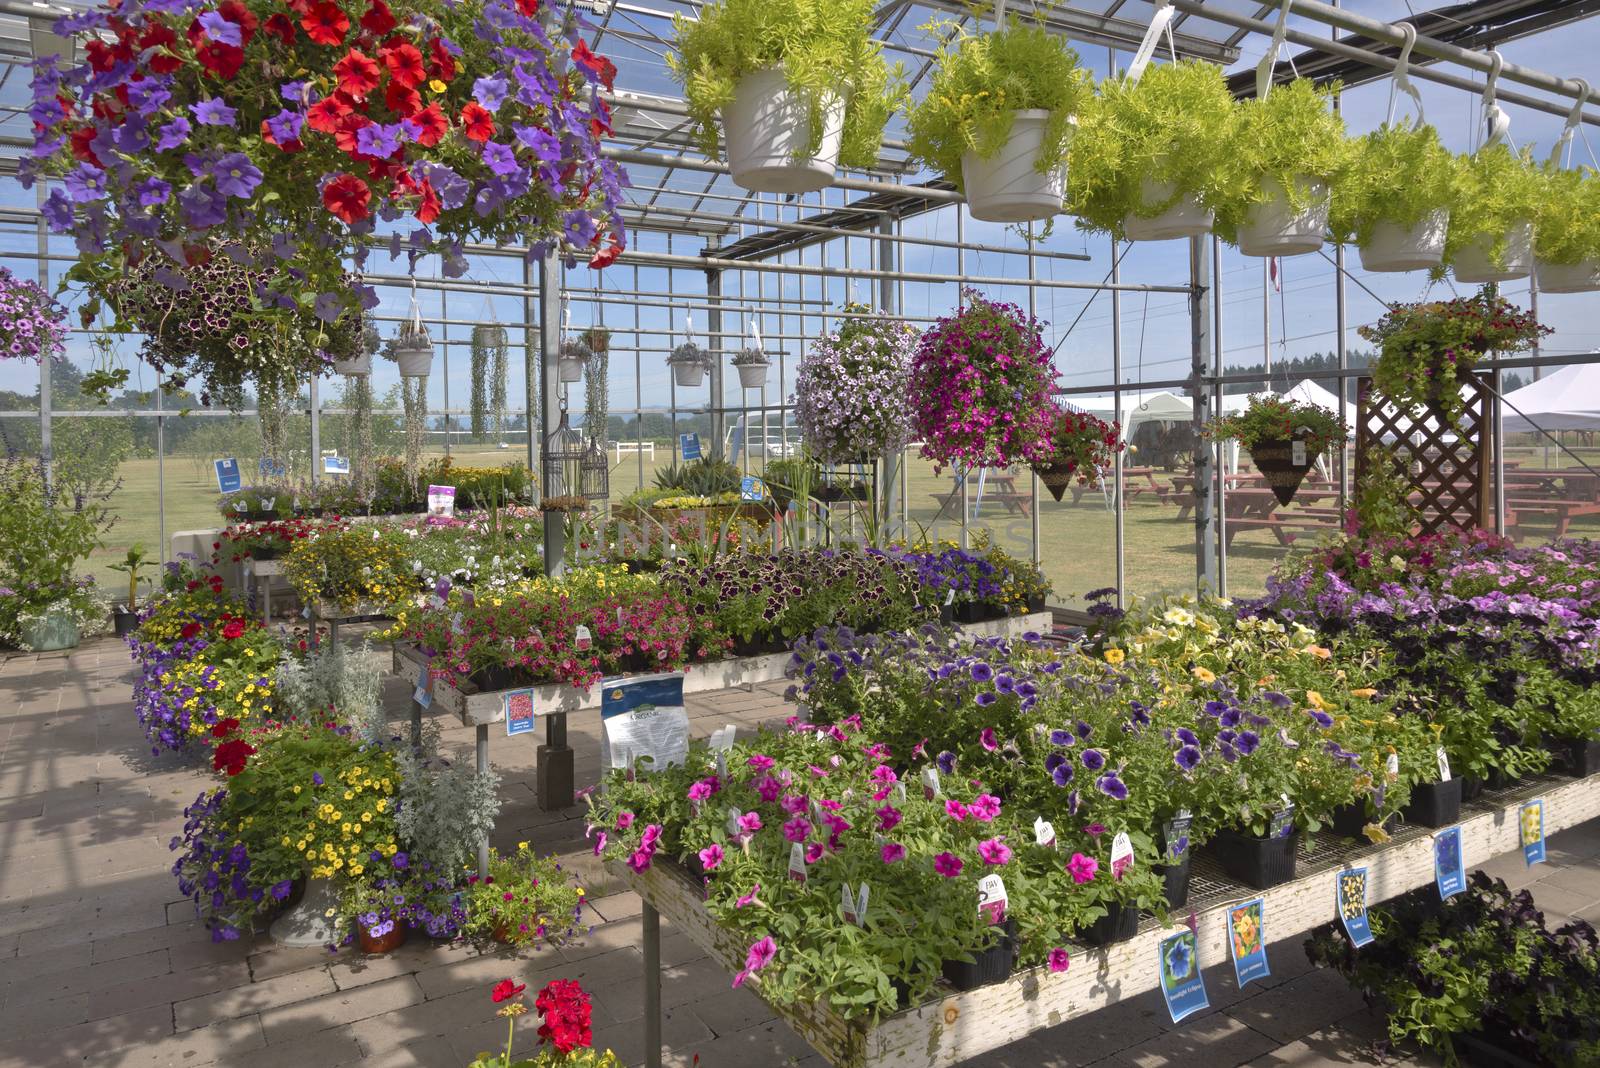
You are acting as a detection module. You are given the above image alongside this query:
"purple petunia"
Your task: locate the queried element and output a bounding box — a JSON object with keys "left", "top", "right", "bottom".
{"left": 192, "top": 98, "right": 237, "bottom": 127}
{"left": 1174, "top": 745, "right": 1201, "bottom": 771}
{"left": 210, "top": 153, "right": 262, "bottom": 199}
{"left": 1080, "top": 748, "right": 1105, "bottom": 771}
{"left": 156, "top": 117, "right": 192, "bottom": 151}
{"left": 1096, "top": 774, "right": 1128, "bottom": 800}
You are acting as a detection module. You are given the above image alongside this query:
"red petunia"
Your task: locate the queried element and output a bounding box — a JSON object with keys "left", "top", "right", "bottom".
{"left": 588, "top": 233, "right": 623, "bottom": 270}
{"left": 196, "top": 41, "right": 245, "bottom": 80}
{"left": 140, "top": 24, "right": 182, "bottom": 74}
{"left": 571, "top": 40, "right": 617, "bottom": 92}
{"left": 210, "top": 717, "right": 241, "bottom": 739}
{"left": 426, "top": 37, "right": 455, "bottom": 83}
{"left": 460, "top": 102, "right": 494, "bottom": 142}
{"left": 381, "top": 41, "right": 425, "bottom": 89}
{"left": 84, "top": 38, "right": 120, "bottom": 74}
{"left": 415, "top": 179, "right": 441, "bottom": 223}
{"left": 217, "top": 1, "right": 259, "bottom": 45}
{"left": 333, "top": 49, "right": 381, "bottom": 100}
{"left": 516, "top": 0, "right": 538, "bottom": 15}
{"left": 221, "top": 619, "right": 245, "bottom": 641}
{"left": 490, "top": 979, "right": 526, "bottom": 1004}
{"left": 332, "top": 110, "right": 373, "bottom": 154}
{"left": 384, "top": 80, "right": 421, "bottom": 118}
{"left": 300, "top": 1, "right": 349, "bottom": 46}
{"left": 306, "top": 93, "right": 350, "bottom": 134}
{"left": 212, "top": 739, "right": 257, "bottom": 777}
{"left": 409, "top": 102, "right": 448, "bottom": 147}
{"left": 360, "top": 0, "right": 396, "bottom": 36}
{"left": 264, "top": 12, "right": 296, "bottom": 45}
{"left": 69, "top": 126, "right": 101, "bottom": 166}
{"left": 322, "top": 172, "right": 371, "bottom": 223}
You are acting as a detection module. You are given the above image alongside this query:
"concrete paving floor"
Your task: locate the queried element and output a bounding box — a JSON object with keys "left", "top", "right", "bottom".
{"left": 2, "top": 637, "right": 1597, "bottom": 1068}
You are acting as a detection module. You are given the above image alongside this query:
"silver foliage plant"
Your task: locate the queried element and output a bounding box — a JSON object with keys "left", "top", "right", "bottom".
{"left": 393, "top": 747, "right": 502, "bottom": 876}
{"left": 274, "top": 641, "right": 384, "bottom": 736}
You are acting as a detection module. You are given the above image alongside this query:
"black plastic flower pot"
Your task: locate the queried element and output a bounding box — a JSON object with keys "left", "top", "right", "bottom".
{"left": 1025, "top": 593, "right": 1047, "bottom": 614}
{"left": 1454, "top": 1031, "right": 1546, "bottom": 1068}
{"left": 615, "top": 652, "right": 652, "bottom": 675}
{"left": 954, "top": 602, "right": 1004, "bottom": 625}
{"left": 1402, "top": 778, "right": 1462, "bottom": 828}
{"left": 1329, "top": 802, "right": 1397, "bottom": 840}
{"left": 1078, "top": 901, "right": 1140, "bottom": 947}
{"left": 1211, "top": 828, "right": 1298, "bottom": 890}
{"left": 1551, "top": 736, "right": 1600, "bottom": 778}
{"left": 937, "top": 603, "right": 955, "bottom": 626}
{"left": 1461, "top": 776, "right": 1484, "bottom": 802}
{"left": 112, "top": 608, "right": 140, "bottom": 638}
{"left": 251, "top": 546, "right": 281, "bottom": 562}
{"left": 467, "top": 664, "right": 519, "bottom": 692}
{"left": 1157, "top": 854, "right": 1191, "bottom": 910}
{"left": 941, "top": 919, "right": 1015, "bottom": 991}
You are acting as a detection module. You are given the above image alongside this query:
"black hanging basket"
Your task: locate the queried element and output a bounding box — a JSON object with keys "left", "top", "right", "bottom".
{"left": 1030, "top": 462, "right": 1078, "bottom": 503}
{"left": 1248, "top": 438, "right": 1318, "bottom": 506}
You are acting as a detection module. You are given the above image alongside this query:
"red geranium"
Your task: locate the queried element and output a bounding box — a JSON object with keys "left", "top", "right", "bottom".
{"left": 381, "top": 42, "right": 426, "bottom": 89}
{"left": 460, "top": 102, "right": 494, "bottom": 142}
{"left": 300, "top": 1, "right": 350, "bottom": 46}
{"left": 333, "top": 49, "right": 382, "bottom": 100}
{"left": 322, "top": 172, "right": 372, "bottom": 223}
{"left": 180, "top": 622, "right": 203, "bottom": 640}
{"left": 212, "top": 738, "right": 257, "bottom": 776}
{"left": 360, "top": 0, "right": 397, "bottom": 35}
{"left": 210, "top": 717, "right": 241, "bottom": 738}
{"left": 534, "top": 979, "right": 592, "bottom": 1054}
{"left": 490, "top": 979, "right": 526, "bottom": 1004}
{"left": 221, "top": 619, "right": 246, "bottom": 641}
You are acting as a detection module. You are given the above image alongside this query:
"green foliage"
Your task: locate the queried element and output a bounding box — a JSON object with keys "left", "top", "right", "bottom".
{"left": 108, "top": 543, "right": 152, "bottom": 609}
{"left": 1443, "top": 146, "right": 1546, "bottom": 270}
{"left": 905, "top": 19, "right": 1091, "bottom": 193}
{"left": 1535, "top": 165, "right": 1600, "bottom": 266}
{"left": 1068, "top": 60, "right": 1239, "bottom": 238}
{"left": 1213, "top": 79, "right": 1348, "bottom": 242}
{"left": 1330, "top": 120, "right": 1457, "bottom": 246}
{"left": 393, "top": 748, "right": 502, "bottom": 877}
{"left": 669, "top": 0, "right": 903, "bottom": 170}
{"left": 653, "top": 457, "right": 742, "bottom": 497}
{"left": 470, "top": 325, "right": 509, "bottom": 440}
{"left": 275, "top": 642, "right": 384, "bottom": 738}
{"left": 1352, "top": 445, "right": 1418, "bottom": 540}
{"left": 0, "top": 453, "right": 114, "bottom": 643}
{"left": 1202, "top": 394, "right": 1346, "bottom": 454}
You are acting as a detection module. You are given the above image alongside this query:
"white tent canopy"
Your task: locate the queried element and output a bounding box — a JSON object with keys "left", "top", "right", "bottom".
{"left": 1500, "top": 364, "right": 1600, "bottom": 434}
{"left": 1283, "top": 379, "right": 1355, "bottom": 430}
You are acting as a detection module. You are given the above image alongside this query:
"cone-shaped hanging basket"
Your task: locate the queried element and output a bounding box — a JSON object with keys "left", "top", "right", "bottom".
{"left": 1031, "top": 462, "right": 1079, "bottom": 503}
{"left": 1249, "top": 438, "right": 1317, "bottom": 505}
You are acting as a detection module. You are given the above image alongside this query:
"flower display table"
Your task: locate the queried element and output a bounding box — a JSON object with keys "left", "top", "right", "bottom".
{"left": 617, "top": 770, "right": 1600, "bottom": 1068}
{"left": 242, "top": 558, "right": 284, "bottom": 626}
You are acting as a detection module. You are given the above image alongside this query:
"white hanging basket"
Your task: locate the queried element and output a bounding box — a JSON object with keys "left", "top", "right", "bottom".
{"left": 960, "top": 110, "right": 1067, "bottom": 224}
{"left": 1452, "top": 220, "right": 1534, "bottom": 283}
{"left": 1236, "top": 175, "right": 1329, "bottom": 257}
{"left": 392, "top": 339, "right": 433, "bottom": 378}
{"left": 735, "top": 362, "right": 769, "bottom": 389}
{"left": 722, "top": 66, "right": 846, "bottom": 195}
{"left": 558, "top": 356, "right": 585, "bottom": 383}
{"left": 332, "top": 352, "right": 372, "bottom": 377}
{"left": 1534, "top": 256, "right": 1600, "bottom": 294}
{"left": 1359, "top": 209, "right": 1449, "bottom": 273}
{"left": 1123, "top": 178, "right": 1213, "bottom": 242}
{"left": 672, "top": 361, "right": 709, "bottom": 388}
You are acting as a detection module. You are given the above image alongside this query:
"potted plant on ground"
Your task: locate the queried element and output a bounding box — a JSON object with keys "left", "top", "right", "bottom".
{"left": 792, "top": 308, "right": 919, "bottom": 463}
{"left": 667, "top": 340, "right": 713, "bottom": 387}
{"left": 1216, "top": 79, "right": 1348, "bottom": 257}
{"left": 669, "top": 0, "right": 902, "bottom": 194}
{"left": 905, "top": 19, "right": 1091, "bottom": 223}
{"left": 108, "top": 544, "right": 152, "bottom": 637}
{"left": 1534, "top": 165, "right": 1600, "bottom": 293}
{"left": 1358, "top": 288, "right": 1550, "bottom": 427}
{"left": 731, "top": 346, "right": 770, "bottom": 389}
{"left": 1030, "top": 405, "right": 1122, "bottom": 502}
{"left": 1202, "top": 394, "right": 1345, "bottom": 505}
{"left": 464, "top": 844, "right": 588, "bottom": 948}
{"left": 1332, "top": 120, "right": 1457, "bottom": 273}
{"left": 1068, "top": 60, "right": 1238, "bottom": 242}
{"left": 907, "top": 291, "right": 1059, "bottom": 473}
{"left": 1445, "top": 145, "right": 1545, "bottom": 283}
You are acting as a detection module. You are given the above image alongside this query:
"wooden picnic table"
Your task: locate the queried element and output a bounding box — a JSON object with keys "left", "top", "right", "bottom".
{"left": 1172, "top": 485, "right": 1338, "bottom": 522}
{"left": 931, "top": 473, "right": 1031, "bottom": 521}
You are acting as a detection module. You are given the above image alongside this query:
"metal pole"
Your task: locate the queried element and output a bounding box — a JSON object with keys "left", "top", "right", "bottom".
{"left": 1212, "top": 236, "right": 1227, "bottom": 598}
{"left": 308, "top": 376, "right": 320, "bottom": 484}
{"left": 441, "top": 284, "right": 450, "bottom": 459}
{"left": 523, "top": 254, "right": 538, "bottom": 475}
{"left": 1262, "top": 259, "right": 1272, "bottom": 390}
{"left": 642, "top": 901, "right": 662, "bottom": 1068}
{"left": 476, "top": 723, "right": 491, "bottom": 879}
{"left": 707, "top": 268, "right": 726, "bottom": 452}
{"left": 1190, "top": 237, "right": 1218, "bottom": 594}
{"left": 35, "top": 183, "right": 50, "bottom": 497}
{"left": 1110, "top": 233, "right": 1125, "bottom": 609}
{"left": 1027, "top": 225, "right": 1040, "bottom": 568}
{"left": 539, "top": 251, "right": 565, "bottom": 577}
{"left": 1332, "top": 15, "right": 1351, "bottom": 517}
{"left": 156, "top": 383, "right": 167, "bottom": 566}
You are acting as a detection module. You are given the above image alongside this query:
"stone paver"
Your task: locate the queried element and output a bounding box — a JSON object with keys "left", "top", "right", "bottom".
{"left": 0, "top": 638, "right": 1595, "bottom": 1068}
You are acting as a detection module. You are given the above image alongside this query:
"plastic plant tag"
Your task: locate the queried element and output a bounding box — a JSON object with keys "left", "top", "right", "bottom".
{"left": 262, "top": 497, "right": 276, "bottom": 511}
{"left": 1269, "top": 802, "right": 1295, "bottom": 840}
{"left": 1158, "top": 929, "right": 1209, "bottom": 1024}
{"left": 944, "top": 587, "right": 956, "bottom": 606}
{"left": 413, "top": 664, "right": 432, "bottom": 709}
{"left": 1164, "top": 812, "right": 1193, "bottom": 861}
{"left": 725, "top": 806, "right": 743, "bottom": 837}
{"left": 1434, "top": 826, "right": 1466, "bottom": 899}
{"left": 1291, "top": 439, "right": 1307, "bottom": 466}
{"left": 855, "top": 883, "right": 869, "bottom": 925}
{"left": 504, "top": 688, "right": 535, "bottom": 736}
{"left": 921, "top": 767, "right": 941, "bottom": 799}
{"left": 1386, "top": 753, "right": 1400, "bottom": 778}
{"left": 450, "top": 611, "right": 464, "bottom": 634}
{"left": 788, "top": 842, "right": 807, "bottom": 883}
{"left": 1227, "top": 897, "right": 1270, "bottom": 986}
{"left": 575, "top": 625, "right": 592, "bottom": 651}
{"left": 977, "top": 873, "right": 1007, "bottom": 925}
{"left": 1034, "top": 817, "right": 1057, "bottom": 848}
{"left": 710, "top": 725, "right": 738, "bottom": 751}
{"left": 1520, "top": 800, "right": 1546, "bottom": 866}
{"left": 1435, "top": 747, "right": 1451, "bottom": 782}
{"left": 893, "top": 781, "right": 907, "bottom": 804}
{"left": 1110, "top": 831, "right": 1134, "bottom": 879}
{"left": 715, "top": 749, "right": 728, "bottom": 782}
{"left": 1337, "top": 868, "right": 1374, "bottom": 948}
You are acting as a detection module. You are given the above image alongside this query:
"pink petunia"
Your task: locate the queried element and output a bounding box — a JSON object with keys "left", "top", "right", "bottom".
{"left": 1067, "top": 852, "right": 1099, "bottom": 884}
{"left": 980, "top": 727, "right": 999, "bottom": 751}
{"left": 880, "top": 842, "right": 906, "bottom": 864}
{"left": 698, "top": 844, "right": 724, "bottom": 871}
{"left": 933, "top": 851, "right": 964, "bottom": 878}
{"left": 969, "top": 794, "right": 1002, "bottom": 822}
{"left": 782, "top": 817, "right": 811, "bottom": 843}
{"left": 945, "top": 799, "right": 969, "bottom": 822}
{"left": 735, "top": 883, "right": 761, "bottom": 909}
{"left": 978, "top": 837, "right": 1011, "bottom": 866}
{"left": 731, "top": 935, "right": 777, "bottom": 988}
{"left": 1048, "top": 947, "right": 1070, "bottom": 973}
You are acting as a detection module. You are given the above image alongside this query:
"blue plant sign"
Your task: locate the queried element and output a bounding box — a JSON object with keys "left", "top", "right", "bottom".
{"left": 1337, "top": 867, "right": 1374, "bottom": 948}
{"left": 1435, "top": 827, "right": 1466, "bottom": 899}
{"left": 680, "top": 432, "right": 701, "bottom": 461}
{"left": 323, "top": 455, "right": 351, "bottom": 475}
{"left": 1269, "top": 803, "right": 1295, "bottom": 840}
{"left": 1226, "top": 897, "right": 1270, "bottom": 988}
{"left": 214, "top": 458, "right": 241, "bottom": 493}
{"left": 258, "top": 457, "right": 285, "bottom": 478}
{"left": 504, "top": 688, "right": 536, "bottom": 736}
{"left": 1158, "top": 930, "right": 1209, "bottom": 1024}
{"left": 1520, "top": 800, "right": 1546, "bottom": 867}
{"left": 740, "top": 476, "right": 766, "bottom": 502}
{"left": 412, "top": 664, "right": 432, "bottom": 710}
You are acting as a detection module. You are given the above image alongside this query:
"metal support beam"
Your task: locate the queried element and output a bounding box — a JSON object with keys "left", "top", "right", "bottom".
{"left": 706, "top": 267, "right": 726, "bottom": 453}
{"left": 876, "top": 214, "right": 901, "bottom": 539}
{"left": 539, "top": 250, "right": 564, "bottom": 577}
{"left": 1189, "top": 236, "right": 1218, "bottom": 595}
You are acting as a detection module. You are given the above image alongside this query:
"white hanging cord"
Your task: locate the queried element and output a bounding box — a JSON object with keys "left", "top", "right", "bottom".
{"left": 683, "top": 312, "right": 694, "bottom": 345}
{"left": 1385, "top": 23, "right": 1424, "bottom": 127}
{"left": 406, "top": 276, "right": 423, "bottom": 331}
{"left": 1254, "top": 0, "right": 1294, "bottom": 101}
{"left": 1480, "top": 49, "right": 1512, "bottom": 150}
{"left": 1126, "top": 0, "right": 1177, "bottom": 85}
{"left": 748, "top": 318, "right": 763, "bottom": 353}
{"left": 1548, "top": 78, "right": 1593, "bottom": 167}
{"left": 560, "top": 292, "right": 571, "bottom": 338}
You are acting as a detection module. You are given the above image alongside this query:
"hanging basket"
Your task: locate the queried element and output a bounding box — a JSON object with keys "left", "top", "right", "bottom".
{"left": 1030, "top": 462, "right": 1079, "bottom": 503}
{"left": 960, "top": 110, "right": 1067, "bottom": 224}
{"left": 1534, "top": 256, "right": 1600, "bottom": 294}
{"left": 1452, "top": 220, "right": 1534, "bottom": 284}
{"left": 558, "top": 355, "right": 585, "bottom": 383}
{"left": 735, "top": 361, "right": 769, "bottom": 389}
{"left": 1236, "top": 175, "right": 1329, "bottom": 258}
{"left": 1123, "top": 178, "right": 1214, "bottom": 242}
{"left": 1248, "top": 437, "right": 1317, "bottom": 505}
{"left": 393, "top": 340, "right": 433, "bottom": 377}
{"left": 723, "top": 66, "right": 847, "bottom": 195}
{"left": 332, "top": 352, "right": 372, "bottom": 377}
{"left": 672, "top": 361, "right": 708, "bottom": 387}
{"left": 1359, "top": 209, "right": 1449, "bottom": 273}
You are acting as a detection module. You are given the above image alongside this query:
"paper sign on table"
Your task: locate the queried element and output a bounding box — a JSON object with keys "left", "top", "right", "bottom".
{"left": 600, "top": 673, "right": 689, "bottom": 772}
{"left": 1337, "top": 867, "right": 1374, "bottom": 948}
{"left": 1520, "top": 800, "right": 1547, "bottom": 866}
{"left": 214, "top": 458, "right": 241, "bottom": 493}
{"left": 1435, "top": 826, "right": 1466, "bottom": 899}
{"left": 1227, "top": 897, "right": 1270, "bottom": 987}
{"left": 504, "top": 688, "right": 536, "bottom": 736}
{"left": 413, "top": 664, "right": 432, "bottom": 709}
{"left": 1158, "top": 930, "right": 1209, "bottom": 1024}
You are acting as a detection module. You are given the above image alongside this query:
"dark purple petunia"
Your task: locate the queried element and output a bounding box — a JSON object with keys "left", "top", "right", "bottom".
{"left": 970, "top": 662, "right": 994, "bottom": 683}
{"left": 1049, "top": 729, "right": 1072, "bottom": 746}
{"left": 1096, "top": 774, "right": 1128, "bottom": 801}
{"left": 1235, "top": 731, "right": 1260, "bottom": 756}
{"left": 1174, "top": 745, "right": 1201, "bottom": 771}
{"left": 1052, "top": 763, "right": 1074, "bottom": 787}
{"left": 1080, "top": 748, "right": 1105, "bottom": 771}
{"left": 1044, "top": 753, "right": 1065, "bottom": 774}
{"left": 936, "top": 750, "right": 956, "bottom": 774}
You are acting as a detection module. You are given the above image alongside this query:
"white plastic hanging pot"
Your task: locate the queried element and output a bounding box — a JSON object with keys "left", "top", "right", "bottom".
{"left": 1123, "top": 178, "right": 1213, "bottom": 242}
{"left": 722, "top": 66, "right": 846, "bottom": 195}
{"left": 1359, "top": 209, "right": 1449, "bottom": 273}
{"left": 960, "top": 110, "right": 1067, "bottom": 224}
{"left": 1452, "top": 220, "right": 1534, "bottom": 283}
{"left": 672, "top": 361, "right": 708, "bottom": 388}
{"left": 558, "top": 356, "right": 585, "bottom": 383}
{"left": 735, "top": 362, "right": 768, "bottom": 389}
{"left": 392, "top": 338, "right": 433, "bottom": 378}
{"left": 332, "top": 352, "right": 372, "bottom": 377}
{"left": 1534, "top": 256, "right": 1600, "bottom": 293}
{"left": 1236, "top": 175, "right": 1329, "bottom": 257}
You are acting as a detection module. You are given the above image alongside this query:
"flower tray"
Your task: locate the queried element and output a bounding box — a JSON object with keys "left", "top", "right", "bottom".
{"left": 1211, "top": 829, "right": 1298, "bottom": 890}
{"left": 1402, "top": 778, "right": 1462, "bottom": 828}
{"left": 953, "top": 601, "right": 1006, "bottom": 625}
{"left": 941, "top": 919, "right": 1016, "bottom": 990}
{"left": 1076, "top": 903, "right": 1139, "bottom": 948}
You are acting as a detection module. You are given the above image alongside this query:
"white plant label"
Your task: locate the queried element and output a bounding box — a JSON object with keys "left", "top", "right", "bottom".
{"left": 710, "top": 725, "right": 738, "bottom": 751}
{"left": 977, "top": 873, "right": 1008, "bottom": 925}
{"left": 1034, "top": 817, "right": 1057, "bottom": 849}
{"left": 1110, "top": 831, "right": 1134, "bottom": 880}
{"left": 893, "top": 781, "right": 907, "bottom": 805}
{"left": 262, "top": 497, "right": 276, "bottom": 511}
{"left": 450, "top": 611, "right": 464, "bottom": 634}
{"left": 725, "top": 806, "right": 743, "bottom": 837}
{"left": 944, "top": 587, "right": 956, "bottom": 606}
{"left": 921, "top": 767, "right": 941, "bottom": 799}
{"left": 1436, "top": 747, "right": 1452, "bottom": 782}
{"left": 1291, "top": 440, "right": 1307, "bottom": 466}
{"left": 788, "top": 842, "right": 807, "bottom": 883}
{"left": 574, "top": 625, "right": 592, "bottom": 651}
{"left": 715, "top": 749, "right": 727, "bottom": 782}
{"left": 1387, "top": 753, "right": 1401, "bottom": 778}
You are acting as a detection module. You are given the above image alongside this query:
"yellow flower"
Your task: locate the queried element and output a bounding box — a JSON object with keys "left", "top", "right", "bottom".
{"left": 1192, "top": 666, "right": 1216, "bottom": 684}
{"left": 1103, "top": 648, "right": 1125, "bottom": 666}
{"left": 1350, "top": 688, "right": 1378, "bottom": 699}
{"left": 428, "top": 78, "right": 447, "bottom": 93}
{"left": 1305, "top": 690, "right": 1328, "bottom": 711}
{"left": 517, "top": 841, "right": 530, "bottom": 851}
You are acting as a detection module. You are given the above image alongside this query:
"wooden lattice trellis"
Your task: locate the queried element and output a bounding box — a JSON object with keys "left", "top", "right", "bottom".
{"left": 1355, "top": 373, "right": 1491, "bottom": 534}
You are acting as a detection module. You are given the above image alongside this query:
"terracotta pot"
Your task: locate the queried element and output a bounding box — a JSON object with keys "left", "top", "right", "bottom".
{"left": 358, "top": 922, "right": 409, "bottom": 954}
